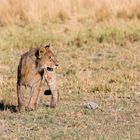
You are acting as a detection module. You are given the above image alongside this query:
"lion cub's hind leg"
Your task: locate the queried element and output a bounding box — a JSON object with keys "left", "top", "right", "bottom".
{"left": 17, "top": 84, "right": 26, "bottom": 112}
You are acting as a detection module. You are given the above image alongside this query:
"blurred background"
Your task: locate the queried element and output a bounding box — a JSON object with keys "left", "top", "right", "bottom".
{"left": 0, "top": 0, "right": 140, "bottom": 48}
{"left": 0, "top": 0, "right": 140, "bottom": 25}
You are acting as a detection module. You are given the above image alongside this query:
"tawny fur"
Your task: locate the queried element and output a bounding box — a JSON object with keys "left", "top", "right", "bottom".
{"left": 17, "top": 44, "right": 59, "bottom": 111}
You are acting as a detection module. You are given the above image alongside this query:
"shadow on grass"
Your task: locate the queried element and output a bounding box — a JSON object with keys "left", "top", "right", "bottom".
{"left": 0, "top": 101, "right": 17, "bottom": 113}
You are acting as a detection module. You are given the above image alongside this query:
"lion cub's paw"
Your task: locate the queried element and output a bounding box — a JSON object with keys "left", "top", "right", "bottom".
{"left": 26, "top": 106, "right": 36, "bottom": 111}
{"left": 50, "top": 102, "right": 57, "bottom": 108}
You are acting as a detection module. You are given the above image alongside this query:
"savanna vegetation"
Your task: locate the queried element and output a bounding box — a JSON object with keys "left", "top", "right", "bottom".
{"left": 0, "top": 0, "right": 140, "bottom": 139}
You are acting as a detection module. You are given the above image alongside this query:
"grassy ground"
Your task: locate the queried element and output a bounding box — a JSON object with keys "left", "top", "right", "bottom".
{"left": 0, "top": 21, "right": 140, "bottom": 140}
{"left": 0, "top": 1, "right": 140, "bottom": 138}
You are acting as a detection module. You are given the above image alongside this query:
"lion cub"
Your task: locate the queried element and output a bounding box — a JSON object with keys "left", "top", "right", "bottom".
{"left": 17, "top": 44, "right": 59, "bottom": 111}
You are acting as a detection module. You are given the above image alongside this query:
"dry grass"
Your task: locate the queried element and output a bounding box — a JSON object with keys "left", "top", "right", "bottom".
{"left": 0, "top": 0, "right": 140, "bottom": 25}
{"left": 0, "top": 0, "right": 140, "bottom": 140}
{"left": 0, "top": 23, "right": 140, "bottom": 139}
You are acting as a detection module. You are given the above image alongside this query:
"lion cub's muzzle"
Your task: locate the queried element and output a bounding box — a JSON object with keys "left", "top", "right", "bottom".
{"left": 45, "top": 64, "right": 58, "bottom": 72}
{"left": 46, "top": 67, "right": 54, "bottom": 71}
{"left": 40, "top": 63, "right": 58, "bottom": 72}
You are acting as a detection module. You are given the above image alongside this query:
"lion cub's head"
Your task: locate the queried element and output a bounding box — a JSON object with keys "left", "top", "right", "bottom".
{"left": 36, "top": 44, "right": 59, "bottom": 71}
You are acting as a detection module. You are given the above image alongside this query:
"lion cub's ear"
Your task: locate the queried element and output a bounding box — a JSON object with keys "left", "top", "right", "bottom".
{"left": 44, "top": 44, "right": 50, "bottom": 49}
{"left": 36, "top": 47, "right": 46, "bottom": 58}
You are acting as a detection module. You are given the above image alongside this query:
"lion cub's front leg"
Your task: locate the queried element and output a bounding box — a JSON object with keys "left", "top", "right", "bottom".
{"left": 28, "top": 81, "right": 41, "bottom": 111}
{"left": 44, "top": 70, "right": 58, "bottom": 108}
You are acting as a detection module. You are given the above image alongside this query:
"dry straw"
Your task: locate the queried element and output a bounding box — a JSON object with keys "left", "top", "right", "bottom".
{"left": 0, "top": 0, "right": 140, "bottom": 25}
